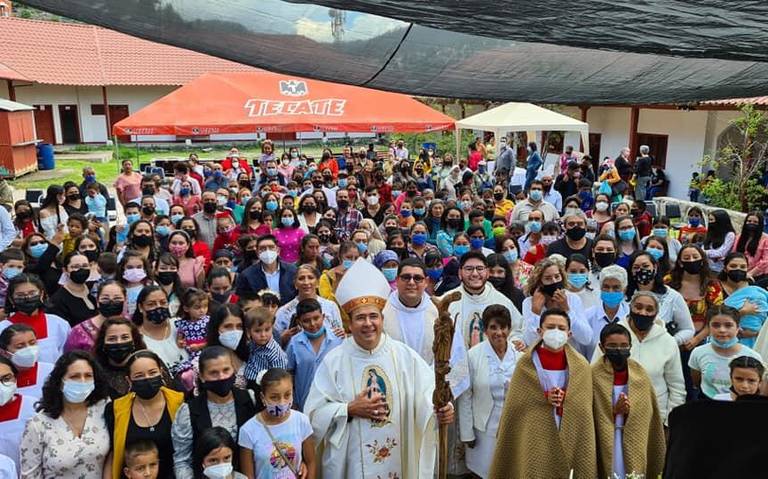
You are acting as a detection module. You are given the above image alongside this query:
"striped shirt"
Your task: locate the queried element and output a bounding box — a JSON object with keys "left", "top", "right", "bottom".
{"left": 244, "top": 338, "right": 288, "bottom": 380}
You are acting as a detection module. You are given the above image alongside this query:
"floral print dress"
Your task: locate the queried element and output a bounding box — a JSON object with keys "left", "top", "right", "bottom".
{"left": 20, "top": 399, "right": 110, "bottom": 479}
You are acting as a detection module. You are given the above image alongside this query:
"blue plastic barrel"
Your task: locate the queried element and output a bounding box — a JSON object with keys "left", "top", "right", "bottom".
{"left": 37, "top": 143, "right": 55, "bottom": 170}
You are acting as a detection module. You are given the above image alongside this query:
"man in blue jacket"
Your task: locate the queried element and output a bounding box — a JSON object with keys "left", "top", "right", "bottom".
{"left": 524, "top": 142, "right": 542, "bottom": 191}
{"left": 235, "top": 234, "right": 297, "bottom": 305}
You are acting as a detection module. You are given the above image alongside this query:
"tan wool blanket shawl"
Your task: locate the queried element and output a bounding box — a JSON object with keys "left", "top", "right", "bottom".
{"left": 488, "top": 343, "right": 597, "bottom": 479}
{"left": 592, "top": 358, "right": 666, "bottom": 479}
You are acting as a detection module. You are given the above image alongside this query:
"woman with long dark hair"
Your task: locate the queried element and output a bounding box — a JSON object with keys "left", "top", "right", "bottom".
{"left": 92, "top": 317, "right": 146, "bottom": 398}
{"left": 733, "top": 211, "right": 768, "bottom": 283}
{"left": 703, "top": 209, "right": 736, "bottom": 274}
{"left": 21, "top": 232, "right": 62, "bottom": 296}
{"left": 20, "top": 350, "right": 110, "bottom": 478}
{"left": 13, "top": 199, "right": 37, "bottom": 238}
{"left": 486, "top": 253, "right": 525, "bottom": 312}
{"left": 37, "top": 184, "right": 68, "bottom": 241}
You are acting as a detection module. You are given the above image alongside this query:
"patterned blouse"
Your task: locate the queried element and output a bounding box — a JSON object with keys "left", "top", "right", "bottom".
{"left": 20, "top": 399, "right": 110, "bottom": 479}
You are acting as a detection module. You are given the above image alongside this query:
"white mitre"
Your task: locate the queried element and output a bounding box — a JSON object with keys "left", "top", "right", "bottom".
{"left": 335, "top": 258, "right": 391, "bottom": 315}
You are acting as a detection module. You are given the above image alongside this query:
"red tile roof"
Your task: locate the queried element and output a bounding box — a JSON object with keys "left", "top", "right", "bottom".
{"left": 0, "top": 17, "right": 258, "bottom": 86}
{"left": 699, "top": 96, "right": 768, "bottom": 106}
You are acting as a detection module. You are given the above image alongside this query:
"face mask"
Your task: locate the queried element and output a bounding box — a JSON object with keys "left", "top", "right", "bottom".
{"left": 170, "top": 213, "right": 184, "bottom": 224}
{"left": 567, "top": 273, "right": 589, "bottom": 289}
{"left": 630, "top": 311, "right": 655, "bottom": 331}
{"left": 540, "top": 281, "right": 563, "bottom": 297}
{"left": 155, "top": 225, "right": 170, "bottom": 237}
{"left": 595, "top": 201, "right": 609, "bottom": 212}
{"left": 470, "top": 238, "right": 485, "bottom": 250}
{"left": 681, "top": 259, "right": 703, "bottom": 275}
{"left": 499, "top": 248, "right": 517, "bottom": 263}
{"left": 211, "top": 290, "right": 231, "bottom": 304}
{"left": 216, "top": 196, "right": 228, "bottom": 207}
{"left": 13, "top": 295, "right": 42, "bottom": 315}
{"left": 564, "top": 208, "right": 582, "bottom": 218}
{"left": 304, "top": 326, "right": 326, "bottom": 340}
{"left": 356, "top": 242, "right": 368, "bottom": 254}
{"left": 652, "top": 228, "right": 668, "bottom": 238}
{"left": 338, "top": 179, "right": 348, "bottom": 188}
{"left": 219, "top": 330, "right": 243, "bottom": 350}
{"left": 382, "top": 267, "right": 398, "bottom": 282}
{"left": 689, "top": 218, "right": 701, "bottom": 227}
{"left": 179, "top": 187, "right": 191, "bottom": 197}
{"left": 29, "top": 243, "right": 48, "bottom": 258}
{"left": 203, "top": 462, "right": 234, "bottom": 479}
{"left": 155, "top": 271, "right": 175, "bottom": 286}
{"left": 542, "top": 328, "right": 568, "bottom": 350}
{"left": 646, "top": 247, "right": 664, "bottom": 261}
{"left": 565, "top": 226, "right": 586, "bottom": 241}
{"left": 264, "top": 400, "right": 292, "bottom": 417}
{"left": 392, "top": 190, "right": 402, "bottom": 198}
{"left": 11, "top": 345, "right": 39, "bottom": 368}
{"left": 366, "top": 195, "right": 380, "bottom": 206}
{"left": 492, "top": 227, "right": 506, "bottom": 239}
{"left": 3, "top": 267, "right": 22, "bottom": 280}
{"left": 400, "top": 209, "right": 412, "bottom": 218}
{"left": 594, "top": 252, "right": 615, "bottom": 269}
{"left": 259, "top": 250, "right": 278, "bottom": 265}
{"left": 132, "top": 234, "right": 153, "bottom": 248}
{"left": 601, "top": 290, "right": 624, "bottom": 308}
{"left": 85, "top": 174, "right": 96, "bottom": 183}
{"left": 528, "top": 221, "right": 542, "bottom": 233}
{"left": 488, "top": 276, "right": 506, "bottom": 290}
{"left": 0, "top": 382, "right": 16, "bottom": 406}
{"left": 104, "top": 341, "right": 134, "bottom": 363}
{"left": 62, "top": 380, "right": 95, "bottom": 403}
{"left": 131, "top": 375, "right": 164, "bottom": 400}
{"left": 710, "top": 335, "right": 739, "bottom": 349}
{"left": 493, "top": 192, "right": 504, "bottom": 201}
{"left": 203, "top": 202, "right": 218, "bottom": 214}
{"left": 145, "top": 306, "right": 171, "bottom": 325}
{"left": 413, "top": 208, "right": 426, "bottom": 217}
{"left": 126, "top": 213, "right": 140, "bottom": 225}
{"left": 604, "top": 348, "right": 631, "bottom": 369}
{"left": 169, "top": 244, "right": 187, "bottom": 258}
{"left": 318, "top": 232, "right": 331, "bottom": 243}
{"left": 202, "top": 374, "right": 236, "bottom": 397}
{"left": 426, "top": 267, "right": 443, "bottom": 281}
{"left": 266, "top": 200, "right": 278, "bottom": 212}
{"left": 123, "top": 268, "right": 147, "bottom": 283}
{"left": 529, "top": 190, "right": 543, "bottom": 202}
{"left": 618, "top": 229, "right": 636, "bottom": 242}
{"left": 744, "top": 223, "right": 761, "bottom": 233}
{"left": 540, "top": 235, "right": 558, "bottom": 246}
{"left": 281, "top": 217, "right": 294, "bottom": 228}
{"left": 447, "top": 218, "right": 463, "bottom": 230}
{"left": 727, "top": 269, "right": 748, "bottom": 283}
{"left": 453, "top": 245, "right": 470, "bottom": 257}
{"left": 141, "top": 205, "right": 155, "bottom": 216}
{"left": 633, "top": 268, "right": 655, "bottom": 285}
{"left": 342, "top": 259, "right": 354, "bottom": 270}
{"left": 69, "top": 268, "right": 90, "bottom": 285}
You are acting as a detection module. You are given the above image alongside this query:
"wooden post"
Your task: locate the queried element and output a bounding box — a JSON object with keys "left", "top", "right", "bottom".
{"left": 629, "top": 106, "right": 640, "bottom": 161}
{"left": 579, "top": 105, "right": 589, "bottom": 152}
{"left": 7, "top": 80, "right": 15, "bottom": 101}
{"left": 102, "top": 86, "right": 112, "bottom": 142}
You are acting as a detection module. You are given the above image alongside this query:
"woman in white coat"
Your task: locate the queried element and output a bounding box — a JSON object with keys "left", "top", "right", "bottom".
{"left": 458, "top": 304, "right": 519, "bottom": 479}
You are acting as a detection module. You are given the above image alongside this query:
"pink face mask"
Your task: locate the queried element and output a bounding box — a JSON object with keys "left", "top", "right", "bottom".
{"left": 169, "top": 244, "right": 187, "bottom": 258}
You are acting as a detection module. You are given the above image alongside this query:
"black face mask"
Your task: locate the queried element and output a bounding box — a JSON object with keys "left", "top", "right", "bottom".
{"left": 14, "top": 295, "right": 42, "bottom": 315}
{"left": 67, "top": 193, "right": 80, "bottom": 202}
{"left": 182, "top": 228, "right": 197, "bottom": 239}
{"left": 201, "top": 374, "right": 236, "bottom": 397}
{"left": 727, "top": 269, "right": 748, "bottom": 283}
{"left": 318, "top": 233, "right": 331, "bottom": 243}
{"left": 16, "top": 209, "right": 31, "bottom": 220}
{"left": 104, "top": 341, "right": 134, "bottom": 364}
{"left": 604, "top": 348, "right": 631, "bottom": 369}
{"left": 156, "top": 271, "right": 176, "bottom": 286}
{"left": 489, "top": 276, "right": 506, "bottom": 290}
{"left": 493, "top": 193, "right": 504, "bottom": 201}
{"left": 98, "top": 300, "right": 124, "bottom": 317}
{"left": 211, "top": 291, "right": 231, "bottom": 304}
{"left": 565, "top": 226, "right": 586, "bottom": 241}
{"left": 82, "top": 249, "right": 99, "bottom": 263}
{"left": 142, "top": 205, "right": 155, "bottom": 216}
{"left": 630, "top": 311, "right": 655, "bottom": 331}
{"left": 249, "top": 210, "right": 261, "bottom": 220}
{"left": 132, "top": 235, "right": 153, "bottom": 248}
{"left": 142, "top": 187, "right": 155, "bottom": 196}
{"left": 681, "top": 259, "right": 703, "bottom": 275}
{"left": 145, "top": 307, "right": 170, "bottom": 325}
{"left": 243, "top": 250, "right": 258, "bottom": 262}
{"left": 391, "top": 247, "right": 408, "bottom": 260}
{"left": 539, "top": 281, "right": 563, "bottom": 297}
{"left": 594, "top": 252, "right": 616, "bottom": 269}
{"left": 239, "top": 180, "right": 251, "bottom": 188}
{"left": 303, "top": 205, "right": 317, "bottom": 214}
{"left": 447, "top": 218, "right": 463, "bottom": 230}
{"left": 312, "top": 180, "right": 323, "bottom": 188}
{"left": 69, "top": 268, "right": 90, "bottom": 285}
{"left": 203, "top": 202, "right": 217, "bottom": 214}
{"left": 131, "top": 375, "right": 164, "bottom": 400}
{"left": 632, "top": 268, "right": 655, "bottom": 286}
{"left": 337, "top": 200, "right": 349, "bottom": 210}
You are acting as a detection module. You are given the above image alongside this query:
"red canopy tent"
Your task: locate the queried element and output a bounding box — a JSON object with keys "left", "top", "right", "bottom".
{"left": 113, "top": 71, "right": 455, "bottom": 137}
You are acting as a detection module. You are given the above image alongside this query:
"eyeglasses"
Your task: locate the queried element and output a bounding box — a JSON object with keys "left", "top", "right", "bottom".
{"left": 398, "top": 274, "right": 425, "bottom": 283}
{"left": 462, "top": 266, "right": 487, "bottom": 273}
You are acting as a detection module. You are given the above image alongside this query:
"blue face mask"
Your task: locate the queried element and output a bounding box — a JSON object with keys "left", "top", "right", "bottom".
{"left": 304, "top": 326, "right": 326, "bottom": 340}
{"left": 342, "top": 259, "right": 354, "bottom": 270}
{"left": 503, "top": 249, "right": 518, "bottom": 263}
{"left": 267, "top": 168, "right": 278, "bottom": 176}
{"left": 392, "top": 190, "right": 402, "bottom": 198}
{"left": 426, "top": 267, "right": 443, "bottom": 281}
{"left": 3, "top": 267, "right": 22, "bottom": 280}
{"left": 281, "top": 217, "right": 294, "bottom": 227}
{"left": 170, "top": 214, "right": 184, "bottom": 225}
{"left": 453, "top": 245, "right": 470, "bottom": 257}
{"left": 529, "top": 189, "right": 543, "bottom": 201}
{"left": 266, "top": 200, "right": 278, "bottom": 212}
{"left": 126, "top": 213, "right": 140, "bottom": 225}
{"left": 400, "top": 210, "right": 412, "bottom": 218}
{"left": 338, "top": 179, "right": 348, "bottom": 188}
{"left": 710, "top": 336, "right": 738, "bottom": 349}
{"left": 470, "top": 238, "right": 485, "bottom": 250}
{"left": 646, "top": 247, "right": 664, "bottom": 261}
{"left": 179, "top": 187, "right": 191, "bottom": 196}
{"left": 382, "top": 267, "right": 398, "bottom": 282}
{"left": 567, "top": 272, "right": 589, "bottom": 289}
{"left": 356, "top": 242, "right": 368, "bottom": 254}
{"left": 29, "top": 243, "right": 47, "bottom": 258}
{"left": 601, "top": 290, "right": 624, "bottom": 308}
{"left": 528, "top": 221, "right": 542, "bottom": 233}
{"left": 689, "top": 217, "right": 701, "bottom": 227}
{"left": 652, "top": 228, "right": 668, "bottom": 238}
{"left": 411, "top": 232, "right": 428, "bottom": 246}
{"left": 85, "top": 174, "right": 96, "bottom": 184}
{"left": 155, "top": 225, "right": 170, "bottom": 237}
{"left": 456, "top": 200, "right": 465, "bottom": 211}
{"left": 618, "top": 229, "right": 636, "bottom": 242}
{"left": 413, "top": 208, "right": 426, "bottom": 216}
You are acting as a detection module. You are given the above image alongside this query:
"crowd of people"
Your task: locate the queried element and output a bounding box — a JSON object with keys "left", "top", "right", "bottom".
{"left": 0, "top": 137, "right": 766, "bottom": 478}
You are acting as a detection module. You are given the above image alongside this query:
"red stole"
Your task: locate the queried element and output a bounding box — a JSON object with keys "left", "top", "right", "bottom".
{"left": 10, "top": 310, "right": 48, "bottom": 339}
{"left": 16, "top": 363, "right": 39, "bottom": 388}
{"left": 538, "top": 345, "right": 567, "bottom": 417}
{"left": 613, "top": 368, "right": 629, "bottom": 386}
{"left": 0, "top": 395, "right": 22, "bottom": 422}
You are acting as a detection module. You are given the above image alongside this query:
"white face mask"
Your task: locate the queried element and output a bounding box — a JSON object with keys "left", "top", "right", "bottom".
{"left": 595, "top": 201, "right": 609, "bottom": 212}
{"left": 367, "top": 195, "right": 379, "bottom": 206}
{"left": 11, "top": 345, "right": 39, "bottom": 369}
{"left": 542, "top": 328, "right": 568, "bottom": 350}
{"left": 219, "top": 330, "right": 243, "bottom": 350}
{"left": 62, "top": 380, "right": 95, "bottom": 404}
{"left": 259, "top": 249, "right": 278, "bottom": 265}
{"left": 0, "top": 381, "right": 16, "bottom": 406}
{"left": 203, "top": 462, "right": 234, "bottom": 479}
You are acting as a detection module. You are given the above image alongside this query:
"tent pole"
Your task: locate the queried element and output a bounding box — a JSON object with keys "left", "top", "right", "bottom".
{"left": 455, "top": 126, "right": 461, "bottom": 162}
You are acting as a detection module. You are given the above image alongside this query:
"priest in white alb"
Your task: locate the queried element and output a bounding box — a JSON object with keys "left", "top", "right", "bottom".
{"left": 304, "top": 259, "right": 454, "bottom": 478}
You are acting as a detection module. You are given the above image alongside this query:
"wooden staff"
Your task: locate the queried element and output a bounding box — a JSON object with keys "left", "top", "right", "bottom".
{"left": 432, "top": 291, "right": 461, "bottom": 479}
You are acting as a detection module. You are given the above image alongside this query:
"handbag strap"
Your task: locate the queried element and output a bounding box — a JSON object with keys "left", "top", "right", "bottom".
{"left": 257, "top": 415, "right": 301, "bottom": 478}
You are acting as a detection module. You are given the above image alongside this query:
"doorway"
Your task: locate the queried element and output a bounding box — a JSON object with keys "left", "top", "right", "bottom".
{"left": 108, "top": 105, "right": 130, "bottom": 142}
{"left": 588, "top": 133, "right": 602, "bottom": 173}
{"left": 33, "top": 105, "right": 55, "bottom": 144}
{"left": 636, "top": 133, "right": 668, "bottom": 168}
{"left": 58, "top": 104, "right": 81, "bottom": 144}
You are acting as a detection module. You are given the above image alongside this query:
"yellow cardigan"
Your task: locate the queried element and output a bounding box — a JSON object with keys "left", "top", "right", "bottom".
{"left": 111, "top": 386, "right": 184, "bottom": 479}
{"left": 599, "top": 166, "right": 621, "bottom": 184}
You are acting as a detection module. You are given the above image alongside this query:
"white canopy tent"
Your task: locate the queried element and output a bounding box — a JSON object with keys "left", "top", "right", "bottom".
{"left": 455, "top": 102, "right": 590, "bottom": 159}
